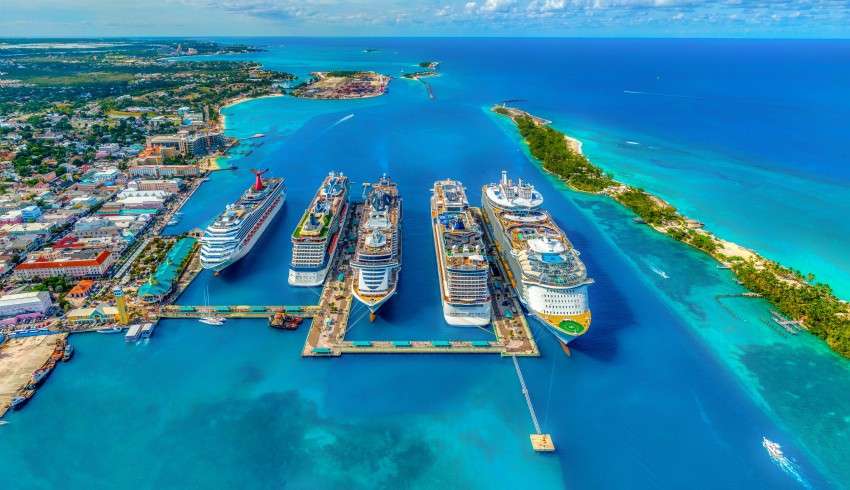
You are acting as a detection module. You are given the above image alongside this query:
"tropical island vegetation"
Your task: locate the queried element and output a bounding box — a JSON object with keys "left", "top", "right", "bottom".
{"left": 402, "top": 61, "right": 440, "bottom": 80}
{"left": 494, "top": 104, "right": 850, "bottom": 359}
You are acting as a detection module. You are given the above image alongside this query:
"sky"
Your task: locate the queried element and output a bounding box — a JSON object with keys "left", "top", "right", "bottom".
{"left": 2, "top": 0, "right": 849, "bottom": 38}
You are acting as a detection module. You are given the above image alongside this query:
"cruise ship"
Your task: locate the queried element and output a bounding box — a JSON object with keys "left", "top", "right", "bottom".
{"left": 482, "top": 171, "right": 592, "bottom": 344}
{"left": 289, "top": 171, "right": 350, "bottom": 286}
{"left": 200, "top": 170, "right": 285, "bottom": 272}
{"left": 431, "top": 179, "right": 491, "bottom": 326}
{"left": 351, "top": 174, "right": 402, "bottom": 320}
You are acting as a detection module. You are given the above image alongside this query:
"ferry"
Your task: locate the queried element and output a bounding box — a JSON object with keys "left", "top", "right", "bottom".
{"left": 482, "top": 171, "right": 593, "bottom": 345}
{"left": 140, "top": 322, "right": 156, "bottom": 338}
{"left": 289, "top": 171, "right": 350, "bottom": 286}
{"left": 96, "top": 327, "right": 123, "bottom": 334}
{"left": 124, "top": 323, "right": 143, "bottom": 342}
{"left": 200, "top": 169, "right": 286, "bottom": 272}
{"left": 351, "top": 174, "right": 402, "bottom": 321}
{"left": 430, "top": 179, "right": 491, "bottom": 326}
{"left": 62, "top": 343, "right": 74, "bottom": 362}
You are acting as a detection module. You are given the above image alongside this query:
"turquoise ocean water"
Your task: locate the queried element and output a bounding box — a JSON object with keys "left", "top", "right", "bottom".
{"left": 1, "top": 39, "right": 849, "bottom": 489}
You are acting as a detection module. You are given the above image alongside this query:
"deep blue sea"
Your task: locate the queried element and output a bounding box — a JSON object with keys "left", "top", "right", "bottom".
{"left": 2, "top": 38, "right": 849, "bottom": 489}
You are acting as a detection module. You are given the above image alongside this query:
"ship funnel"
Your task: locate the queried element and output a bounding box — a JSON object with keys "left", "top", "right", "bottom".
{"left": 251, "top": 168, "right": 269, "bottom": 191}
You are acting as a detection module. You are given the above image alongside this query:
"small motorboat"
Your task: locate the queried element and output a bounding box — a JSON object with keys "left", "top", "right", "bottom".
{"left": 198, "top": 317, "right": 225, "bottom": 326}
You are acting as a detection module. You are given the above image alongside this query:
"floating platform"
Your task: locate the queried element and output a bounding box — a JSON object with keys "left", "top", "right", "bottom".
{"left": 530, "top": 434, "right": 556, "bottom": 452}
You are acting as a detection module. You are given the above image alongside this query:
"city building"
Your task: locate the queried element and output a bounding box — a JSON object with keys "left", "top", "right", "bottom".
{"left": 2, "top": 222, "right": 53, "bottom": 238}
{"left": 146, "top": 134, "right": 189, "bottom": 155}
{"left": 135, "top": 179, "right": 184, "bottom": 193}
{"left": 14, "top": 248, "right": 116, "bottom": 280}
{"left": 91, "top": 168, "right": 121, "bottom": 184}
{"left": 188, "top": 132, "right": 226, "bottom": 156}
{"left": 0, "top": 291, "right": 53, "bottom": 318}
{"left": 66, "top": 304, "right": 121, "bottom": 324}
{"left": 20, "top": 205, "right": 42, "bottom": 222}
{"left": 74, "top": 217, "right": 121, "bottom": 238}
{"left": 67, "top": 279, "right": 95, "bottom": 302}
{"left": 129, "top": 165, "right": 200, "bottom": 178}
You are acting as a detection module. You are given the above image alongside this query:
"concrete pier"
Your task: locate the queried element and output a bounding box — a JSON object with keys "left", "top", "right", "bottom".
{"left": 301, "top": 204, "right": 540, "bottom": 357}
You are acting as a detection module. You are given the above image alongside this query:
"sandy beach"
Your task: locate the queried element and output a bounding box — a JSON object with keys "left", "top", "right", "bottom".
{"left": 218, "top": 93, "right": 285, "bottom": 132}
{"left": 0, "top": 334, "right": 67, "bottom": 417}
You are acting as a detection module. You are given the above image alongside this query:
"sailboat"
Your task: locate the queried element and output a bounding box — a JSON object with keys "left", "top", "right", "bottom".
{"left": 198, "top": 285, "right": 226, "bottom": 326}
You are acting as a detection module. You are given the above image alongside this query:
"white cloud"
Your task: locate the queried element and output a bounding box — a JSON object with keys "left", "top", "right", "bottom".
{"left": 480, "top": 0, "right": 515, "bottom": 12}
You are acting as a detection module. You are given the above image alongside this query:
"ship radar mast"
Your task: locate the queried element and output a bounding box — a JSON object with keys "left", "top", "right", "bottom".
{"left": 251, "top": 168, "right": 269, "bottom": 191}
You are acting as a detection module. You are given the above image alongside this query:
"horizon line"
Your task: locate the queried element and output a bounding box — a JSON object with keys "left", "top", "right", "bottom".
{"left": 2, "top": 35, "right": 849, "bottom": 41}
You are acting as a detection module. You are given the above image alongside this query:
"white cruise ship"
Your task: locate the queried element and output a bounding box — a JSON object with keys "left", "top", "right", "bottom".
{"left": 289, "top": 171, "right": 350, "bottom": 286}
{"left": 482, "top": 171, "right": 592, "bottom": 344}
{"left": 431, "top": 179, "right": 491, "bottom": 326}
{"left": 351, "top": 174, "right": 401, "bottom": 321}
{"left": 200, "top": 170, "right": 285, "bottom": 272}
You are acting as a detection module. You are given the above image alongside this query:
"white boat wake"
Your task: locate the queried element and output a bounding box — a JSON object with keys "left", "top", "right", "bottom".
{"left": 762, "top": 437, "right": 811, "bottom": 489}
{"left": 331, "top": 113, "right": 354, "bottom": 127}
{"left": 623, "top": 89, "right": 702, "bottom": 100}
{"left": 649, "top": 265, "right": 670, "bottom": 279}
{"left": 625, "top": 140, "right": 640, "bottom": 146}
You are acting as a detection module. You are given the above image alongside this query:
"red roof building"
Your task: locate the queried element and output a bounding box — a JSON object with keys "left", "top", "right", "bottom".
{"left": 14, "top": 248, "right": 115, "bottom": 280}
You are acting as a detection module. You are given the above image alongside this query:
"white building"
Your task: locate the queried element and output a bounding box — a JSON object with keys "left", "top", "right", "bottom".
{"left": 0, "top": 291, "right": 53, "bottom": 318}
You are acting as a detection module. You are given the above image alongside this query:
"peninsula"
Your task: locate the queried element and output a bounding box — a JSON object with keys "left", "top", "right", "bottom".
{"left": 292, "top": 71, "right": 390, "bottom": 99}
{"left": 493, "top": 104, "right": 850, "bottom": 359}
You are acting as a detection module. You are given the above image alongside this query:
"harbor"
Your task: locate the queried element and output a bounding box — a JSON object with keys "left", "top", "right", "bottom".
{"left": 300, "top": 202, "right": 540, "bottom": 357}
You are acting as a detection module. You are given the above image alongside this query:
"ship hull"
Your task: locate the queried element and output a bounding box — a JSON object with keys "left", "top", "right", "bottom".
{"left": 442, "top": 302, "right": 491, "bottom": 326}
{"left": 352, "top": 284, "right": 397, "bottom": 313}
{"left": 201, "top": 193, "right": 285, "bottom": 272}
{"left": 288, "top": 262, "right": 332, "bottom": 287}
{"left": 537, "top": 316, "right": 582, "bottom": 345}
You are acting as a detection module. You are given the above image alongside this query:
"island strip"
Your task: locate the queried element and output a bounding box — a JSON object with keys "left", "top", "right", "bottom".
{"left": 493, "top": 104, "right": 850, "bottom": 359}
